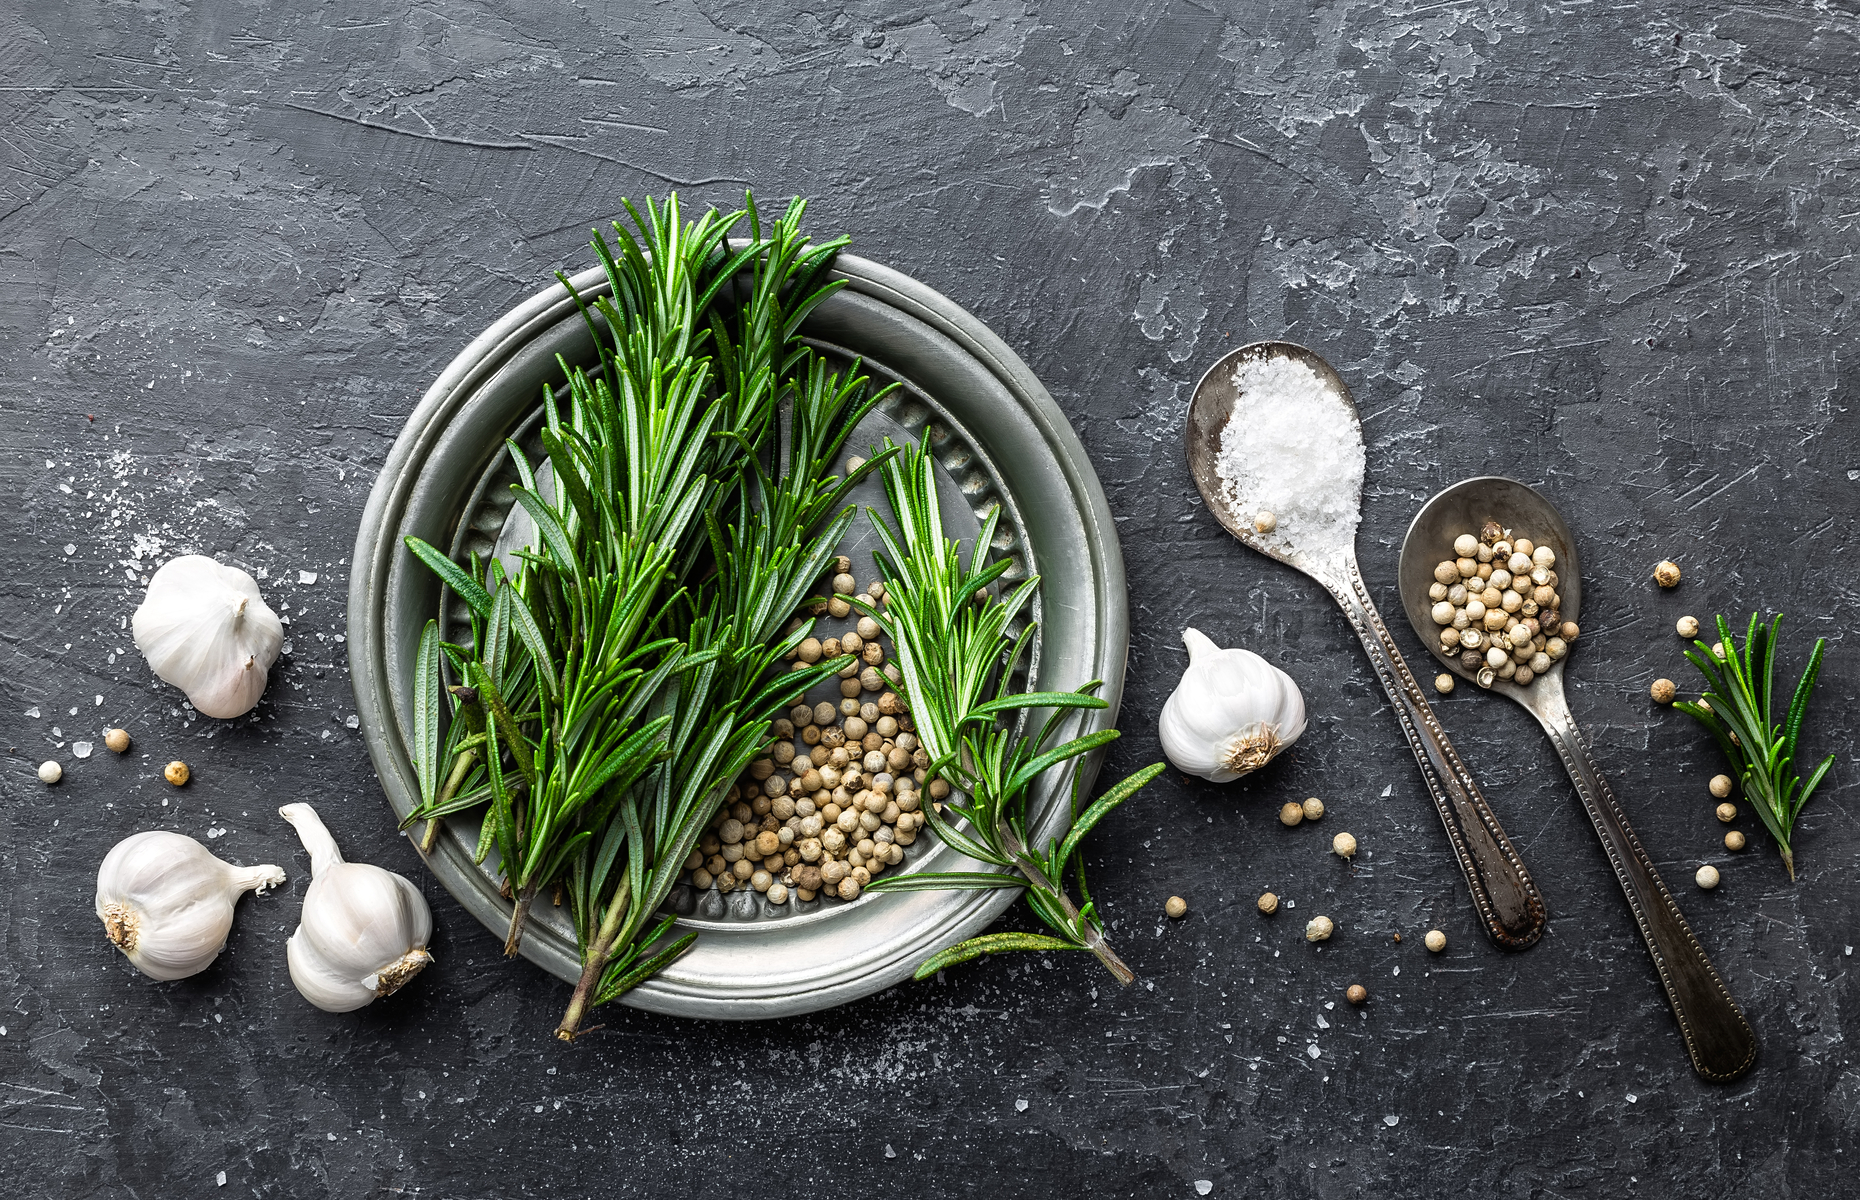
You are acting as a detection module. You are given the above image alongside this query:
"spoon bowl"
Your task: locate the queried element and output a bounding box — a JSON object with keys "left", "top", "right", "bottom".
{"left": 1186, "top": 342, "right": 1544, "bottom": 950}
{"left": 1397, "top": 476, "right": 1756, "bottom": 1083}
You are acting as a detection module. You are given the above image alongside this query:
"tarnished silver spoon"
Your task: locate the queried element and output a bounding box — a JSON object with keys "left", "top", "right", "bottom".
{"left": 1187, "top": 342, "right": 1545, "bottom": 950}
{"left": 1399, "top": 476, "right": 1756, "bottom": 1082}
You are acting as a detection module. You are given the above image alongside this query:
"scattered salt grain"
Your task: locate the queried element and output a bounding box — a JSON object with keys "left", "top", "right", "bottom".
{"left": 1305, "top": 1044, "right": 1321, "bottom": 1059}
{"left": 206, "top": 827, "right": 227, "bottom": 839}
{"left": 1215, "top": 354, "right": 1365, "bottom": 549}
{"left": 1014, "top": 1099, "right": 1028, "bottom": 1112}
{"left": 345, "top": 714, "right": 360, "bottom": 729}
{"left": 25, "top": 707, "right": 39, "bottom": 719}
{"left": 884, "top": 1145, "right": 897, "bottom": 1160}
{"left": 72, "top": 741, "right": 93, "bottom": 759}
{"left": 63, "top": 543, "right": 76, "bottom": 555}
{"left": 216, "top": 1171, "right": 226, "bottom": 1187}
{"left": 298, "top": 570, "right": 318, "bottom": 585}
{"left": 1195, "top": 1182, "right": 1214, "bottom": 1196}
{"left": 1383, "top": 1114, "right": 1399, "bottom": 1127}
{"left": 1626, "top": 1094, "right": 1637, "bottom": 1103}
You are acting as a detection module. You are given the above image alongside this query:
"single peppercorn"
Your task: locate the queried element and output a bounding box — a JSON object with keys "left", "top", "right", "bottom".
{"left": 1434, "top": 673, "right": 1455, "bottom": 695}
{"left": 1696, "top": 864, "right": 1720, "bottom": 889}
{"left": 1301, "top": 797, "right": 1325, "bottom": 821}
{"left": 1715, "top": 802, "right": 1737, "bottom": 823}
{"left": 37, "top": 760, "right": 61, "bottom": 784}
{"left": 1708, "top": 774, "right": 1733, "bottom": 798}
{"left": 104, "top": 727, "right": 130, "bottom": 754}
{"left": 1424, "top": 929, "right": 1447, "bottom": 953}
{"left": 1346, "top": 983, "right": 1368, "bottom": 1005}
{"left": 164, "top": 760, "right": 190, "bottom": 786}
{"left": 1279, "top": 802, "right": 1304, "bottom": 827}
{"left": 1164, "top": 896, "right": 1188, "bottom": 919}
{"left": 1254, "top": 511, "right": 1277, "bottom": 534}
{"left": 1650, "top": 678, "right": 1676, "bottom": 704}
{"left": 1332, "top": 832, "right": 1357, "bottom": 859}
{"left": 1654, "top": 560, "right": 1682, "bottom": 588}
{"left": 1305, "top": 915, "right": 1334, "bottom": 942}
{"left": 1724, "top": 830, "right": 1747, "bottom": 852}
{"left": 1257, "top": 892, "right": 1279, "bottom": 915}
{"left": 1675, "top": 615, "right": 1699, "bottom": 638}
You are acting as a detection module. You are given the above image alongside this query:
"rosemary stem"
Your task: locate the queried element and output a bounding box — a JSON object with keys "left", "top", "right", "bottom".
{"left": 503, "top": 881, "right": 539, "bottom": 958}
{"left": 419, "top": 748, "right": 480, "bottom": 854}
{"left": 1004, "top": 830, "right": 1136, "bottom": 985}
{"left": 557, "top": 875, "right": 633, "bottom": 1041}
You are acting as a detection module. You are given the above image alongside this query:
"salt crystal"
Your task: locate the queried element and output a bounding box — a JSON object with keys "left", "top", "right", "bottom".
{"left": 25, "top": 707, "right": 39, "bottom": 719}
{"left": 63, "top": 543, "right": 76, "bottom": 555}
{"left": 1380, "top": 784, "right": 1393, "bottom": 797}
{"left": 345, "top": 714, "right": 360, "bottom": 729}
{"left": 1215, "top": 354, "right": 1364, "bottom": 550}
{"left": 884, "top": 1145, "right": 897, "bottom": 1160}
{"left": 216, "top": 1171, "right": 227, "bottom": 1187}
{"left": 1626, "top": 1094, "right": 1637, "bottom": 1103}
{"left": 1384, "top": 1114, "right": 1399, "bottom": 1127}
{"left": 206, "top": 827, "right": 227, "bottom": 839}
{"left": 1195, "top": 1182, "right": 1214, "bottom": 1196}
{"left": 1014, "top": 1099, "right": 1028, "bottom": 1112}
{"left": 299, "top": 570, "right": 318, "bottom": 585}
{"left": 1305, "top": 1044, "right": 1321, "bottom": 1059}
{"left": 72, "top": 741, "right": 93, "bottom": 759}
{"left": 94, "top": 695, "right": 102, "bottom": 706}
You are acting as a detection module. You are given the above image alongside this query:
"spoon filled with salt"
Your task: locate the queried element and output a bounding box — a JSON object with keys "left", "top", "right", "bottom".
{"left": 1398, "top": 476, "right": 1755, "bottom": 1082}
{"left": 1186, "top": 341, "right": 1545, "bottom": 950}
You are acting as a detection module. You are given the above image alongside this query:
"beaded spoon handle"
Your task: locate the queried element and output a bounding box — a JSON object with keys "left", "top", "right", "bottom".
{"left": 1185, "top": 341, "right": 1546, "bottom": 951}
{"left": 1399, "top": 476, "right": 1755, "bottom": 1082}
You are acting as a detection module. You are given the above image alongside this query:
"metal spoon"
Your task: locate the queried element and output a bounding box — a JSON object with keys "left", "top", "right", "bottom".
{"left": 1187, "top": 342, "right": 1545, "bottom": 950}
{"left": 1398, "top": 476, "right": 1756, "bottom": 1082}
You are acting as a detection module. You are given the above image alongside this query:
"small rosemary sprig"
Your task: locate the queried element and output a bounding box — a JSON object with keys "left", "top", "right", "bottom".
{"left": 1674, "top": 613, "right": 1832, "bottom": 881}
{"left": 859, "top": 437, "right": 1164, "bottom": 983}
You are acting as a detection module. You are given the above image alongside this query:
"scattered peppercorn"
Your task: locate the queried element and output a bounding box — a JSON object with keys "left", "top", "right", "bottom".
{"left": 1279, "top": 802, "right": 1304, "bottom": 827}
{"left": 1724, "top": 830, "right": 1746, "bottom": 852}
{"left": 1654, "top": 560, "right": 1682, "bottom": 588}
{"left": 1254, "top": 511, "right": 1277, "bottom": 534}
{"left": 1301, "top": 796, "right": 1325, "bottom": 821}
{"left": 1434, "top": 673, "right": 1455, "bottom": 694}
{"left": 38, "top": 760, "right": 61, "bottom": 785}
{"left": 1715, "top": 802, "right": 1737, "bottom": 823}
{"left": 1695, "top": 864, "right": 1720, "bottom": 889}
{"left": 104, "top": 727, "right": 130, "bottom": 754}
{"left": 1257, "top": 892, "right": 1279, "bottom": 915}
{"left": 1305, "top": 915, "right": 1335, "bottom": 942}
{"left": 1164, "top": 896, "right": 1188, "bottom": 919}
{"left": 1332, "top": 832, "right": 1357, "bottom": 859}
{"left": 1346, "top": 983, "right": 1368, "bottom": 1005}
{"left": 1708, "top": 774, "right": 1733, "bottom": 799}
{"left": 1675, "top": 615, "right": 1699, "bottom": 638}
{"left": 1650, "top": 678, "right": 1676, "bottom": 704}
{"left": 1424, "top": 929, "right": 1447, "bottom": 953}
{"left": 164, "top": 760, "right": 190, "bottom": 786}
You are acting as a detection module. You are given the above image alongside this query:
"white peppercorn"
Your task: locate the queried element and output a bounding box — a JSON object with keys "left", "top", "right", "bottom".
{"left": 1709, "top": 774, "right": 1733, "bottom": 798}
{"left": 1257, "top": 892, "right": 1279, "bottom": 915}
{"left": 1435, "top": 673, "right": 1455, "bottom": 694}
{"left": 1424, "top": 929, "right": 1446, "bottom": 953}
{"left": 1301, "top": 796, "right": 1325, "bottom": 821}
{"left": 1332, "top": 832, "right": 1357, "bottom": 859}
{"left": 1279, "top": 802, "right": 1304, "bottom": 827}
{"left": 37, "top": 760, "right": 61, "bottom": 784}
{"left": 1305, "top": 915, "right": 1334, "bottom": 942}
{"left": 1695, "top": 864, "right": 1720, "bottom": 889}
{"left": 1675, "top": 615, "right": 1699, "bottom": 638}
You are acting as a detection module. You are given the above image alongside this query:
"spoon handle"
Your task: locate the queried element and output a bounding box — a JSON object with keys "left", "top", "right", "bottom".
{"left": 1332, "top": 563, "right": 1546, "bottom": 949}
{"left": 1536, "top": 703, "right": 1758, "bottom": 1082}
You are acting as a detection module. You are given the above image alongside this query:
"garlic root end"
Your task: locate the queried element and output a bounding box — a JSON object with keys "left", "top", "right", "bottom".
{"left": 1221, "top": 724, "right": 1284, "bottom": 778}
{"left": 366, "top": 948, "right": 433, "bottom": 998}
{"left": 101, "top": 903, "right": 139, "bottom": 953}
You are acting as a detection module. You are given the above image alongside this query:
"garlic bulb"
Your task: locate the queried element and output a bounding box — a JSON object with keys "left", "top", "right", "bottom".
{"left": 95, "top": 831, "right": 285, "bottom": 981}
{"left": 132, "top": 554, "right": 283, "bottom": 719}
{"left": 1159, "top": 627, "right": 1308, "bottom": 782}
{"left": 280, "top": 803, "right": 433, "bottom": 1012}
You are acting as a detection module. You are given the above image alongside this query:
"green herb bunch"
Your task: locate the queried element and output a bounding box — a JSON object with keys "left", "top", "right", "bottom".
{"left": 1674, "top": 613, "right": 1832, "bottom": 881}
{"left": 859, "top": 437, "right": 1164, "bottom": 983}
{"left": 400, "top": 193, "right": 893, "bottom": 1035}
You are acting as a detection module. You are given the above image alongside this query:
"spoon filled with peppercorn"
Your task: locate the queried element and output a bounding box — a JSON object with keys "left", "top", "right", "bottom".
{"left": 1187, "top": 341, "right": 1545, "bottom": 952}
{"left": 1398, "top": 476, "right": 1756, "bottom": 1083}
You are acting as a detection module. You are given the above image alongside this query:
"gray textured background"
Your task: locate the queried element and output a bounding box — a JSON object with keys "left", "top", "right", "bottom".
{"left": 4, "top": 1, "right": 1857, "bottom": 1196}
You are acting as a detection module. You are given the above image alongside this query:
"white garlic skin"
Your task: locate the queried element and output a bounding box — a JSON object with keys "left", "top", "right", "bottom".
{"left": 1159, "top": 628, "right": 1308, "bottom": 783}
{"left": 281, "top": 803, "right": 433, "bottom": 1013}
{"left": 132, "top": 555, "right": 283, "bottom": 719}
{"left": 95, "top": 831, "right": 286, "bottom": 981}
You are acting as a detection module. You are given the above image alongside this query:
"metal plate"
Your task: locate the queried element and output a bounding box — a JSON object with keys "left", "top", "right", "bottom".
{"left": 347, "top": 254, "right": 1127, "bottom": 1018}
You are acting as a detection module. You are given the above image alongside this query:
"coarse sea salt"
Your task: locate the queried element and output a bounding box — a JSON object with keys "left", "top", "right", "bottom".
{"left": 1214, "top": 355, "right": 1365, "bottom": 547}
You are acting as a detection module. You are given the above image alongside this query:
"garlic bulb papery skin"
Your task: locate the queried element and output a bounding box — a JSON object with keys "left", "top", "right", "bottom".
{"left": 95, "top": 831, "right": 286, "bottom": 981}
{"left": 1159, "top": 627, "right": 1308, "bottom": 783}
{"left": 280, "top": 803, "right": 433, "bottom": 1013}
{"left": 133, "top": 554, "right": 284, "bottom": 719}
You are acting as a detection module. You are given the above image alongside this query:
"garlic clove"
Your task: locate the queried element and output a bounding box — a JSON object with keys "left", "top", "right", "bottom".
{"left": 132, "top": 555, "right": 284, "bottom": 719}
{"left": 280, "top": 803, "right": 434, "bottom": 1013}
{"left": 95, "top": 830, "right": 285, "bottom": 981}
{"left": 1160, "top": 628, "right": 1308, "bottom": 783}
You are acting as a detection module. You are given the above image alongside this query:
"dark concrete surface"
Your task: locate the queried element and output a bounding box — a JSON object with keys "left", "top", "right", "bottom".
{"left": 4, "top": 1, "right": 1857, "bottom": 1196}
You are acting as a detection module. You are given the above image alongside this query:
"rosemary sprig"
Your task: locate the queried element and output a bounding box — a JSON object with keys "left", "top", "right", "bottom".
{"left": 1674, "top": 613, "right": 1832, "bottom": 881}
{"left": 859, "top": 437, "right": 1165, "bottom": 983}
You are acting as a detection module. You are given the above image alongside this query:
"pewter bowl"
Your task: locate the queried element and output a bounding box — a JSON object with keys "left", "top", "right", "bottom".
{"left": 348, "top": 253, "right": 1127, "bottom": 1018}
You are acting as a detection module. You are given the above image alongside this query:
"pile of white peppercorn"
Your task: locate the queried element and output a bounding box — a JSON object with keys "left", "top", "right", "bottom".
{"left": 1428, "top": 522, "right": 1580, "bottom": 689}
{"left": 680, "top": 557, "right": 938, "bottom": 909}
